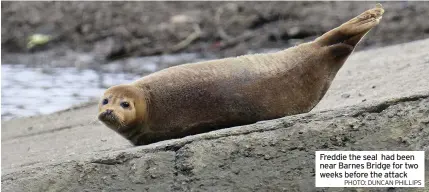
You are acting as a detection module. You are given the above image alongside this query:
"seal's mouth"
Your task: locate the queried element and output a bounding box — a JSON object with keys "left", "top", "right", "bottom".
{"left": 98, "top": 111, "right": 120, "bottom": 127}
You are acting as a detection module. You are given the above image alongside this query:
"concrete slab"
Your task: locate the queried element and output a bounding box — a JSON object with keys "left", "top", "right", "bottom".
{"left": 2, "top": 39, "right": 429, "bottom": 191}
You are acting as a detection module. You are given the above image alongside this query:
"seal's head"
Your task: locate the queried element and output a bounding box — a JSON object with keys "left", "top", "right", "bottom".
{"left": 98, "top": 84, "right": 146, "bottom": 132}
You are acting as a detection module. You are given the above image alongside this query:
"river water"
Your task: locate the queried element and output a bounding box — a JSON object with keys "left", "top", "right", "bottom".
{"left": 1, "top": 64, "right": 144, "bottom": 120}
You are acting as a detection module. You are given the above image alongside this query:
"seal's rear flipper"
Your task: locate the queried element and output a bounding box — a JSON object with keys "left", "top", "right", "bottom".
{"left": 316, "top": 4, "right": 384, "bottom": 48}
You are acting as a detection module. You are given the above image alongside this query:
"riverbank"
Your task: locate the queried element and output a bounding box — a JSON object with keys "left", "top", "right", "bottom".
{"left": 2, "top": 1, "right": 429, "bottom": 69}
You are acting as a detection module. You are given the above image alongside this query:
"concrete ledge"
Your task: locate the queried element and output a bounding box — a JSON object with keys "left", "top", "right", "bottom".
{"left": 2, "top": 39, "right": 429, "bottom": 191}
{"left": 2, "top": 95, "right": 428, "bottom": 191}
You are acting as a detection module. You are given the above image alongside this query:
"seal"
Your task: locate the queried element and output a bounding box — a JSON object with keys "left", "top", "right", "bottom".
{"left": 98, "top": 4, "right": 384, "bottom": 146}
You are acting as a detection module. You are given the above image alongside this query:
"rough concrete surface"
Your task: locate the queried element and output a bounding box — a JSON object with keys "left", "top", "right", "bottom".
{"left": 2, "top": 39, "right": 429, "bottom": 191}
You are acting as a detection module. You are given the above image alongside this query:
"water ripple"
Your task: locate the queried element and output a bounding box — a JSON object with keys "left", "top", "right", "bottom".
{"left": 1, "top": 64, "right": 140, "bottom": 120}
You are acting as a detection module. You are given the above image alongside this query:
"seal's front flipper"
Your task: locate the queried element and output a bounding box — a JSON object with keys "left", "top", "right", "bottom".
{"left": 316, "top": 4, "right": 384, "bottom": 49}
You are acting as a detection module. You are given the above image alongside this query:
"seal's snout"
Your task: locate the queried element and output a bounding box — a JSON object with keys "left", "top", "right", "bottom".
{"left": 98, "top": 109, "right": 117, "bottom": 123}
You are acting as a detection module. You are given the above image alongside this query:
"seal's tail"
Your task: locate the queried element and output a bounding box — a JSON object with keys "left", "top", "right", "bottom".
{"left": 316, "top": 3, "right": 384, "bottom": 47}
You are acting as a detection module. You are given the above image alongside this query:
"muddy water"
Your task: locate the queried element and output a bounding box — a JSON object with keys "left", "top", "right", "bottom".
{"left": 1, "top": 64, "right": 143, "bottom": 120}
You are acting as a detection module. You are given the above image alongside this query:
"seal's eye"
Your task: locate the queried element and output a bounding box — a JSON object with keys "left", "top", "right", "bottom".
{"left": 120, "top": 102, "right": 130, "bottom": 109}
{"left": 102, "top": 99, "right": 108, "bottom": 105}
